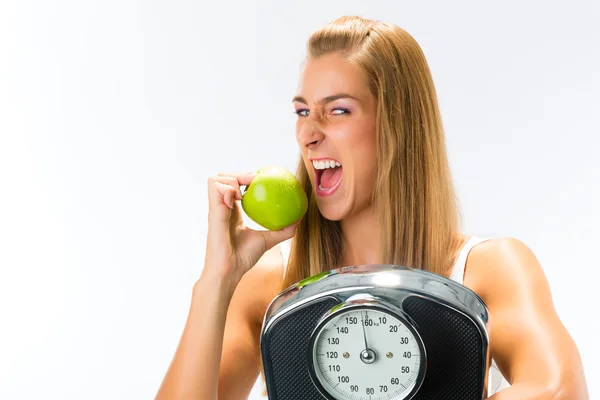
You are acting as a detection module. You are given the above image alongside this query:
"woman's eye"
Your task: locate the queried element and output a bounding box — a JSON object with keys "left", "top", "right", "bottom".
{"left": 294, "top": 108, "right": 350, "bottom": 117}
{"left": 331, "top": 108, "right": 350, "bottom": 115}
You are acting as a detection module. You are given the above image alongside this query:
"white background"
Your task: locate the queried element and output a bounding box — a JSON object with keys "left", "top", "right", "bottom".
{"left": 1, "top": 1, "right": 598, "bottom": 399}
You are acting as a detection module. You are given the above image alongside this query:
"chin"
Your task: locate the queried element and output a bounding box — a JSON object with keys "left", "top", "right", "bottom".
{"left": 315, "top": 201, "right": 348, "bottom": 222}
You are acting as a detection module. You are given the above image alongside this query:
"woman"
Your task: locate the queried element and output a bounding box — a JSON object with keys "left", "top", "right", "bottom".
{"left": 155, "top": 16, "right": 588, "bottom": 399}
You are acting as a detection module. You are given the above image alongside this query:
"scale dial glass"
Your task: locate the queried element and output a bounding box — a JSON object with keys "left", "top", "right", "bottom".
{"left": 309, "top": 306, "right": 425, "bottom": 400}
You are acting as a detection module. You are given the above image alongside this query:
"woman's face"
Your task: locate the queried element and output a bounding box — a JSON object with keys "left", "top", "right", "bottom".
{"left": 294, "top": 52, "right": 378, "bottom": 221}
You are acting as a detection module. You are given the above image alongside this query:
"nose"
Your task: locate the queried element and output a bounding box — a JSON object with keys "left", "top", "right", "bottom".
{"left": 297, "top": 113, "right": 325, "bottom": 150}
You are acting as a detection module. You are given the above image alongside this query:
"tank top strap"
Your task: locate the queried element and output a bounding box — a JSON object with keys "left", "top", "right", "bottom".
{"left": 448, "top": 236, "right": 494, "bottom": 285}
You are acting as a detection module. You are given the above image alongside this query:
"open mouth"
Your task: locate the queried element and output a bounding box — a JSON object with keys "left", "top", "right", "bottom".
{"left": 313, "top": 159, "right": 343, "bottom": 197}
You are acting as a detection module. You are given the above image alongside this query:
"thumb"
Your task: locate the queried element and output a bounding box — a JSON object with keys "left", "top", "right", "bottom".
{"left": 257, "top": 221, "right": 299, "bottom": 250}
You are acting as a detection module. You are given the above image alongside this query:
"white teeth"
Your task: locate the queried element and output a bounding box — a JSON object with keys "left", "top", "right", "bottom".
{"left": 312, "top": 159, "right": 341, "bottom": 170}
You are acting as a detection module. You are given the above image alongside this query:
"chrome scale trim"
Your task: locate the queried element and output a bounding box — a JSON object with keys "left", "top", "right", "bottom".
{"left": 260, "top": 264, "right": 492, "bottom": 394}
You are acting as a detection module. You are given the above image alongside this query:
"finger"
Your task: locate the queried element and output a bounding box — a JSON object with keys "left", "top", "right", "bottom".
{"left": 214, "top": 182, "right": 236, "bottom": 209}
{"left": 228, "top": 201, "right": 243, "bottom": 234}
{"left": 217, "top": 171, "right": 256, "bottom": 187}
{"left": 209, "top": 176, "right": 243, "bottom": 201}
{"left": 216, "top": 173, "right": 256, "bottom": 200}
{"left": 207, "top": 180, "right": 236, "bottom": 225}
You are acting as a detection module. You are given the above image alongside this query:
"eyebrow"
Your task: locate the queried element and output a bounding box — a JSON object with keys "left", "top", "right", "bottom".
{"left": 292, "top": 93, "right": 360, "bottom": 105}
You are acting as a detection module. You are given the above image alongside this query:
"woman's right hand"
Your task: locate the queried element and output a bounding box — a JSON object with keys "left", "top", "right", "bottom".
{"left": 201, "top": 172, "right": 299, "bottom": 288}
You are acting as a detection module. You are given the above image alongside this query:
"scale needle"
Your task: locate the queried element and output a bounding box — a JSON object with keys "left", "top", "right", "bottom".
{"left": 361, "top": 311, "right": 369, "bottom": 351}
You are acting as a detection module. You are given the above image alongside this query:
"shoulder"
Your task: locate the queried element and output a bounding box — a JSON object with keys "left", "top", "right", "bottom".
{"left": 464, "top": 236, "right": 549, "bottom": 308}
{"left": 232, "top": 244, "right": 285, "bottom": 327}
{"left": 464, "top": 238, "right": 588, "bottom": 395}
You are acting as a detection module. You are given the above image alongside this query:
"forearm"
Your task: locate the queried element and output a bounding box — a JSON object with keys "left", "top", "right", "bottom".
{"left": 155, "top": 272, "right": 237, "bottom": 400}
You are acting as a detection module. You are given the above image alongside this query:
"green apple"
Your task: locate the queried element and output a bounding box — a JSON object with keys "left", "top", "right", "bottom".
{"left": 241, "top": 165, "right": 308, "bottom": 231}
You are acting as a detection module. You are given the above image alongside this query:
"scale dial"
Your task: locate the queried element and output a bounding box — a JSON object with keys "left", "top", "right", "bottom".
{"left": 308, "top": 304, "right": 426, "bottom": 400}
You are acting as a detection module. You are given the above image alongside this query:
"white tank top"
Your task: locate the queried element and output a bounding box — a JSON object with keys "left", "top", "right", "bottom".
{"left": 278, "top": 236, "right": 510, "bottom": 397}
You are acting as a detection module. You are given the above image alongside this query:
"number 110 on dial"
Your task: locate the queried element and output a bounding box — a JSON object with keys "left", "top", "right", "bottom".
{"left": 309, "top": 305, "right": 426, "bottom": 400}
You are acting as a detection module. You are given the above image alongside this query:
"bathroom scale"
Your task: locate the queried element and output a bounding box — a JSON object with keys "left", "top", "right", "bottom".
{"left": 260, "top": 264, "right": 491, "bottom": 399}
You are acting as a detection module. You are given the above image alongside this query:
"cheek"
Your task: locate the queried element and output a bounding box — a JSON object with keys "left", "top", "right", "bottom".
{"left": 336, "top": 119, "right": 376, "bottom": 150}
{"left": 360, "top": 120, "right": 378, "bottom": 155}
{"left": 344, "top": 121, "right": 377, "bottom": 182}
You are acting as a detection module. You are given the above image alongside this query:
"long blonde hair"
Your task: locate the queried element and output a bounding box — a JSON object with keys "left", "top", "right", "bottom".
{"left": 284, "top": 16, "right": 464, "bottom": 290}
{"left": 260, "top": 15, "right": 465, "bottom": 395}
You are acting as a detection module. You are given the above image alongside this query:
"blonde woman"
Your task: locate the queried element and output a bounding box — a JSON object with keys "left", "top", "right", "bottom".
{"left": 155, "top": 16, "right": 588, "bottom": 400}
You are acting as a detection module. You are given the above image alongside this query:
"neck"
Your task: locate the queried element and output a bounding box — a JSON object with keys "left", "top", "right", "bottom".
{"left": 339, "top": 206, "right": 381, "bottom": 267}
